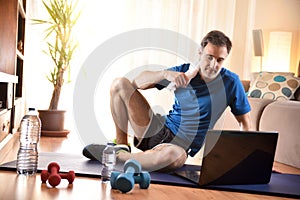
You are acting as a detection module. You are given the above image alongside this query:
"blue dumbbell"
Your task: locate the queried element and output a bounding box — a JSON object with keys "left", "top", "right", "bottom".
{"left": 110, "top": 171, "right": 121, "bottom": 189}
{"left": 110, "top": 159, "right": 151, "bottom": 193}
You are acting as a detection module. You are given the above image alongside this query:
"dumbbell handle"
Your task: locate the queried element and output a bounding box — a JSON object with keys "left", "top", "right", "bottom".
{"left": 125, "top": 166, "right": 135, "bottom": 174}
{"left": 50, "top": 165, "right": 59, "bottom": 174}
{"left": 133, "top": 174, "right": 143, "bottom": 182}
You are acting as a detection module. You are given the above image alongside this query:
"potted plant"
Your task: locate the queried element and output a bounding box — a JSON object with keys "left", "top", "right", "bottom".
{"left": 33, "top": 0, "right": 81, "bottom": 135}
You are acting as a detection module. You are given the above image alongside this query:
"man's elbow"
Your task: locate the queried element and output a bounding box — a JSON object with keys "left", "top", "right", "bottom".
{"left": 236, "top": 113, "right": 251, "bottom": 131}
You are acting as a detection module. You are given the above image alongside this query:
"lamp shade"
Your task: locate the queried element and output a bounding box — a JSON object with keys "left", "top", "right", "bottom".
{"left": 252, "top": 29, "right": 264, "bottom": 57}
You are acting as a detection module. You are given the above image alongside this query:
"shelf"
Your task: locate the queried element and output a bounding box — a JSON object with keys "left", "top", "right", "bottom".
{"left": 0, "top": 0, "right": 27, "bottom": 136}
{"left": 18, "top": 0, "right": 26, "bottom": 19}
{"left": 0, "top": 109, "right": 8, "bottom": 116}
{"left": 0, "top": 72, "right": 18, "bottom": 83}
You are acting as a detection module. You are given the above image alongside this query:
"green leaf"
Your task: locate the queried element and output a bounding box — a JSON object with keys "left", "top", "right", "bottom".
{"left": 32, "top": 0, "right": 81, "bottom": 109}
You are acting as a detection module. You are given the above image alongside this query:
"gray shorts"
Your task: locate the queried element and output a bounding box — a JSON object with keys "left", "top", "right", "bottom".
{"left": 133, "top": 114, "right": 175, "bottom": 151}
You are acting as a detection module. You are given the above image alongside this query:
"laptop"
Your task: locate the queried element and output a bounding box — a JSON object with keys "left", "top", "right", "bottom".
{"left": 175, "top": 130, "right": 278, "bottom": 186}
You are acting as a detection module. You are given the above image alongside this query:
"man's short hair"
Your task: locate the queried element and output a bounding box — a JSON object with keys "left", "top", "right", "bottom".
{"left": 200, "top": 30, "right": 232, "bottom": 54}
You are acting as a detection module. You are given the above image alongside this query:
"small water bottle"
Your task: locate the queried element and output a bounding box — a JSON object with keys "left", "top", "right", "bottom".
{"left": 101, "top": 142, "right": 116, "bottom": 182}
{"left": 16, "top": 108, "right": 41, "bottom": 175}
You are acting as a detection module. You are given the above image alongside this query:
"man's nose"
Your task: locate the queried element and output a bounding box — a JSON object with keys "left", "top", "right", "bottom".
{"left": 209, "top": 58, "right": 217, "bottom": 69}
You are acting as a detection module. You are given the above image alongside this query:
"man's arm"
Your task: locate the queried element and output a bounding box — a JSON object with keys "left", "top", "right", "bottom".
{"left": 133, "top": 70, "right": 188, "bottom": 90}
{"left": 235, "top": 112, "right": 251, "bottom": 131}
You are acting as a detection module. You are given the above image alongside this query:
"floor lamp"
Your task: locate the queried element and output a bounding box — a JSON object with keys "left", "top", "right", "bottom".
{"left": 252, "top": 29, "right": 264, "bottom": 73}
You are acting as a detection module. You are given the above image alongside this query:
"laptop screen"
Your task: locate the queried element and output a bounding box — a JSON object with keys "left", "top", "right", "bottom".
{"left": 176, "top": 130, "right": 278, "bottom": 186}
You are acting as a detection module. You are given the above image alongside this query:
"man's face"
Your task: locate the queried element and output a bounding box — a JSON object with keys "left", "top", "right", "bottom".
{"left": 198, "top": 42, "right": 228, "bottom": 82}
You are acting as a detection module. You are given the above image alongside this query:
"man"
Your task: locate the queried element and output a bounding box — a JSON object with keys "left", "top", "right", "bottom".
{"left": 83, "top": 30, "right": 251, "bottom": 172}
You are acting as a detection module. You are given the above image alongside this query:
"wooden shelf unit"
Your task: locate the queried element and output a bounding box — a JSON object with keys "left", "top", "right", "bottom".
{"left": 0, "top": 0, "right": 27, "bottom": 142}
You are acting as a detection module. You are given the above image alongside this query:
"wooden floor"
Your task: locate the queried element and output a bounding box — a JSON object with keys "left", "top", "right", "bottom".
{"left": 0, "top": 131, "right": 300, "bottom": 200}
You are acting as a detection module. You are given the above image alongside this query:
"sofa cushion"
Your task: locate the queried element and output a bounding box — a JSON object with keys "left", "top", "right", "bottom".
{"left": 213, "top": 98, "right": 273, "bottom": 131}
{"left": 259, "top": 100, "right": 300, "bottom": 168}
{"left": 248, "top": 72, "right": 300, "bottom": 100}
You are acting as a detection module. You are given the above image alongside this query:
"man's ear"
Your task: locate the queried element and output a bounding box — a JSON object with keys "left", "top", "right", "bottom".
{"left": 198, "top": 46, "right": 204, "bottom": 56}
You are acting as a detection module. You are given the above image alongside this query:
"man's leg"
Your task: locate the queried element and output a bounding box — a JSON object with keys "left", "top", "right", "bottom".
{"left": 117, "top": 143, "right": 187, "bottom": 172}
{"left": 110, "top": 77, "right": 187, "bottom": 172}
{"left": 83, "top": 77, "right": 149, "bottom": 161}
{"left": 110, "top": 77, "right": 152, "bottom": 144}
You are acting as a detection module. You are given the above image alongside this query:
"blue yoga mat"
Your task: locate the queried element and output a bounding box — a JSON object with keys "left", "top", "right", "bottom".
{"left": 1, "top": 152, "right": 299, "bottom": 198}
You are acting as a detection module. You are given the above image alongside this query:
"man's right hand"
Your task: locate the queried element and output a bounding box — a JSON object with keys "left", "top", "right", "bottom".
{"left": 163, "top": 71, "right": 189, "bottom": 89}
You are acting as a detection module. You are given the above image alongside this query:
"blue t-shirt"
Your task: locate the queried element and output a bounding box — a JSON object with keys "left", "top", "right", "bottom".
{"left": 155, "top": 63, "right": 251, "bottom": 156}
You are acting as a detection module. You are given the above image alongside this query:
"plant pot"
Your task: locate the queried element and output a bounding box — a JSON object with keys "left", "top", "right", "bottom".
{"left": 38, "top": 110, "right": 66, "bottom": 131}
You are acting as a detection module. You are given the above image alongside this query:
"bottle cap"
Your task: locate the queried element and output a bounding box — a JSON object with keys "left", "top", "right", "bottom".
{"left": 107, "top": 141, "right": 115, "bottom": 146}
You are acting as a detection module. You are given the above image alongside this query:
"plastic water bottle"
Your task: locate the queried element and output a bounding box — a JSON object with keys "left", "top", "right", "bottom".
{"left": 16, "top": 108, "right": 41, "bottom": 175}
{"left": 101, "top": 142, "right": 116, "bottom": 182}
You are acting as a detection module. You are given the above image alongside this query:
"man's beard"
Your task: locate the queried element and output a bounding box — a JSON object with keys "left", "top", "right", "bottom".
{"left": 201, "top": 67, "right": 221, "bottom": 81}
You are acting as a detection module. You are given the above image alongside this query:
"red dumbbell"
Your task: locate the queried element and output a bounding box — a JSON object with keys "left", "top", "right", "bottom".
{"left": 41, "top": 162, "right": 75, "bottom": 187}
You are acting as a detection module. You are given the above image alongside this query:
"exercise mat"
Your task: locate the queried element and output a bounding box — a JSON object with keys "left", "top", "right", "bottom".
{"left": 0, "top": 152, "right": 105, "bottom": 178}
{"left": 1, "top": 152, "right": 299, "bottom": 198}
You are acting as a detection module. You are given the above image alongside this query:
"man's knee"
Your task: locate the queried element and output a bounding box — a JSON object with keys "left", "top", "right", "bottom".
{"left": 154, "top": 144, "right": 187, "bottom": 172}
{"left": 110, "top": 77, "right": 132, "bottom": 95}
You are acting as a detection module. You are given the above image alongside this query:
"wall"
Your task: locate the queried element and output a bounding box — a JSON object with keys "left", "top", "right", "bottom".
{"left": 253, "top": 0, "right": 300, "bottom": 76}
{"left": 228, "top": 0, "right": 300, "bottom": 79}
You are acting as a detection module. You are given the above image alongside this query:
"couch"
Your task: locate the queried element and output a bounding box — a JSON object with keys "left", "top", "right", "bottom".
{"left": 214, "top": 80, "right": 300, "bottom": 169}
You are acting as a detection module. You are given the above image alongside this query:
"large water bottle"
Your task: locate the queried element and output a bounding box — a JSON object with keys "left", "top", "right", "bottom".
{"left": 16, "top": 108, "right": 41, "bottom": 175}
{"left": 101, "top": 142, "right": 116, "bottom": 182}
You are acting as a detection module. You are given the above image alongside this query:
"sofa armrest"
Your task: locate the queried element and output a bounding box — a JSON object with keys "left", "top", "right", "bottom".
{"left": 213, "top": 97, "right": 273, "bottom": 131}
{"left": 241, "top": 80, "right": 250, "bottom": 92}
{"left": 259, "top": 100, "right": 300, "bottom": 168}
